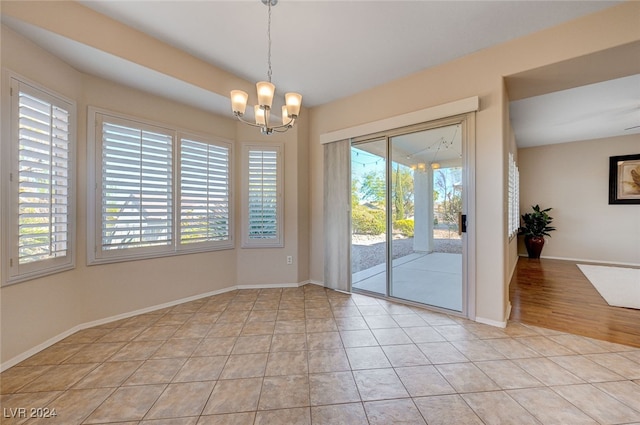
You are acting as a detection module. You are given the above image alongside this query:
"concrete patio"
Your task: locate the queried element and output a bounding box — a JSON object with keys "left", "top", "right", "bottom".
{"left": 352, "top": 252, "right": 462, "bottom": 312}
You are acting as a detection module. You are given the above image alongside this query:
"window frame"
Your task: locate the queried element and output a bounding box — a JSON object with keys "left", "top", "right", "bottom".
{"left": 177, "top": 132, "right": 234, "bottom": 252}
{"left": 2, "top": 71, "right": 77, "bottom": 286}
{"left": 90, "top": 111, "right": 175, "bottom": 263}
{"left": 87, "top": 107, "right": 234, "bottom": 265}
{"left": 241, "top": 143, "right": 284, "bottom": 249}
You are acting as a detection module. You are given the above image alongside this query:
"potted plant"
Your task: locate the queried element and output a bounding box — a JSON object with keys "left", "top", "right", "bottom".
{"left": 519, "top": 205, "right": 556, "bottom": 259}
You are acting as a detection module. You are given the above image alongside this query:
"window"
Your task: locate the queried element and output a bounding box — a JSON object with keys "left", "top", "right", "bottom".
{"left": 242, "top": 144, "right": 283, "bottom": 248}
{"left": 179, "top": 136, "right": 232, "bottom": 249}
{"left": 88, "top": 108, "right": 232, "bottom": 264}
{"left": 97, "top": 115, "right": 173, "bottom": 258}
{"left": 2, "top": 75, "right": 76, "bottom": 285}
{"left": 508, "top": 152, "right": 520, "bottom": 238}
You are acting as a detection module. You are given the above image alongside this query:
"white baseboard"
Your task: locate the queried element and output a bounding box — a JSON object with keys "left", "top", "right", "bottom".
{"left": 236, "top": 283, "right": 300, "bottom": 289}
{"left": 505, "top": 301, "right": 512, "bottom": 325}
{"left": 476, "top": 316, "right": 507, "bottom": 328}
{"left": 509, "top": 257, "right": 519, "bottom": 284}
{"left": 519, "top": 254, "right": 640, "bottom": 268}
{"left": 332, "top": 289, "right": 352, "bottom": 295}
{"left": 236, "top": 281, "right": 321, "bottom": 289}
{"left": 1, "top": 281, "right": 315, "bottom": 372}
{"left": 1, "top": 327, "right": 83, "bottom": 373}
{"left": 476, "top": 302, "right": 511, "bottom": 329}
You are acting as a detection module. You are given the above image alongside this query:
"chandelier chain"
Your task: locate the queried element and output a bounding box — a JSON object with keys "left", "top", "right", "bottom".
{"left": 267, "top": 0, "right": 272, "bottom": 83}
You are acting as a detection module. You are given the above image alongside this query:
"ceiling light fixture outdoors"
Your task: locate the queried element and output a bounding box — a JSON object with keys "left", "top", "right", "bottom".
{"left": 230, "top": 0, "right": 302, "bottom": 135}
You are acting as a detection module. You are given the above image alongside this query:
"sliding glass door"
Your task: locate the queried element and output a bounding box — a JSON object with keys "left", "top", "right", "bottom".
{"left": 388, "top": 125, "right": 464, "bottom": 311}
{"left": 351, "top": 120, "right": 467, "bottom": 314}
{"left": 351, "top": 138, "right": 387, "bottom": 296}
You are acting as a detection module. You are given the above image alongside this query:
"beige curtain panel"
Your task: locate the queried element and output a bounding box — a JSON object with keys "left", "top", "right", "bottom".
{"left": 323, "top": 139, "right": 351, "bottom": 292}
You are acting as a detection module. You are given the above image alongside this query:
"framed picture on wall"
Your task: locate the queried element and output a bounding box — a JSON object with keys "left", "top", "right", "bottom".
{"left": 609, "top": 153, "right": 640, "bottom": 204}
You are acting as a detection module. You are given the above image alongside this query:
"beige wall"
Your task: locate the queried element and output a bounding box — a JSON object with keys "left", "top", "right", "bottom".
{"left": 234, "top": 120, "right": 304, "bottom": 286}
{"left": 518, "top": 135, "right": 640, "bottom": 265}
{"left": 296, "top": 112, "right": 311, "bottom": 283}
{"left": 308, "top": 2, "right": 640, "bottom": 325}
{"left": 2, "top": 1, "right": 639, "bottom": 365}
{"left": 309, "top": 66, "right": 507, "bottom": 325}
{"left": 0, "top": 24, "right": 309, "bottom": 365}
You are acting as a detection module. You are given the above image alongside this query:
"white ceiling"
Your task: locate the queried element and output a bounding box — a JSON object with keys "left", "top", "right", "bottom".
{"left": 3, "top": 0, "right": 636, "bottom": 147}
{"left": 511, "top": 74, "right": 640, "bottom": 148}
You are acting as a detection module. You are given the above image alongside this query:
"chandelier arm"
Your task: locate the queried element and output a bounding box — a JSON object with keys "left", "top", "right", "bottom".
{"left": 269, "top": 116, "right": 297, "bottom": 131}
{"left": 272, "top": 127, "right": 294, "bottom": 133}
{"left": 233, "top": 113, "right": 296, "bottom": 131}
{"left": 234, "top": 114, "right": 268, "bottom": 129}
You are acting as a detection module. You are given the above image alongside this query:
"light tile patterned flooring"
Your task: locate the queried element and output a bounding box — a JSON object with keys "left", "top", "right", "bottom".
{"left": 2, "top": 285, "right": 640, "bottom": 425}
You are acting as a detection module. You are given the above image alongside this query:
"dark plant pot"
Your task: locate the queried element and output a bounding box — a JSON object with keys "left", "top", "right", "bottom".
{"left": 524, "top": 235, "right": 545, "bottom": 259}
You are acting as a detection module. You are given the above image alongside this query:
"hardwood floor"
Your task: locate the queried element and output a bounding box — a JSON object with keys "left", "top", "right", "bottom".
{"left": 509, "top": 257, "right": 640, "bottom": 348}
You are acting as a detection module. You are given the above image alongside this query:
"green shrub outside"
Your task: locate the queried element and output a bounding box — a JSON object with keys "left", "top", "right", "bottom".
{"left": 352, "top": 205, "right": 385, "bottom": 235}
{"left": 394, "top": 219, "right": 414, "bottom": 237}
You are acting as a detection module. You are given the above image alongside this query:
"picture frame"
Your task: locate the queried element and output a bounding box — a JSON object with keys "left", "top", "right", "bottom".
{"left": 609, "top": 153, "right": 640, "bottom": 204}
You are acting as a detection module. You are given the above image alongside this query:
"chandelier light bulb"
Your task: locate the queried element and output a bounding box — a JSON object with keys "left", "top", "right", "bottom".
{"left": 255, "top": 105, "right": 266, "bottom": 126}
{"left": 230, "top": 90, "right": 249, "bottom": 115}
{"left": 256, "top": 81, "right": 275, "bottom": 108}
{"left": 285, "top": 92, "right": 302, "bottom": 117}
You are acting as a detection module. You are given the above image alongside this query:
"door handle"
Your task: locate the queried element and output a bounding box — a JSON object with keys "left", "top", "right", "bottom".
{"left": 460, "top": 214, "right": 467, "bottom": 233}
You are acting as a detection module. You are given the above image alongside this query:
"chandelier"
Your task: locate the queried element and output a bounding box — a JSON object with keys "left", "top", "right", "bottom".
{"left": 230, "top": 0, "right": 302, "bottom": 135}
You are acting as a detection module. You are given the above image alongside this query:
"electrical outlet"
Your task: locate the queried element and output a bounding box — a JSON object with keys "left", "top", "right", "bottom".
{"left": 286, "top": 255, "right": 293, "bottom": 265}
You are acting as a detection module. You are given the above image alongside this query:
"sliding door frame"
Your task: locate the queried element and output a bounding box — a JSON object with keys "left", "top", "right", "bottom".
{"left": 350, "top": 113, "right": 476, "bottom": 319}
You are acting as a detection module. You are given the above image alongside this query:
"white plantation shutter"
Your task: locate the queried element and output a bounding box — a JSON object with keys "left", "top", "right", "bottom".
{"left": 508, "top": 153, "right": 520, "bottom": 238}
{"left": 18, "top": 92, "right": 70, "bottom": 263}
{"left": 248, "top": 150, "right": 278, "bottom": 238}
{"left": 242, "top": 144, "right": 283, "bottom": 248}
{"left": 179, "top": 136, "right": 232, "bottom": 248}
{"left": 98, "top": 115, "right": 173, "bottom": 256}
{"left": 4, "top": 77, "right": 76, "bottom": 285}
{"left": 88, "top": 108, "right": 235, "bottom": 264}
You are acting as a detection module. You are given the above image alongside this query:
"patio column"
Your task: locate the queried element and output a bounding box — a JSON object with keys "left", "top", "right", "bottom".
{"left": 413, "top": 168, "right": 434, "bottom": 252}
